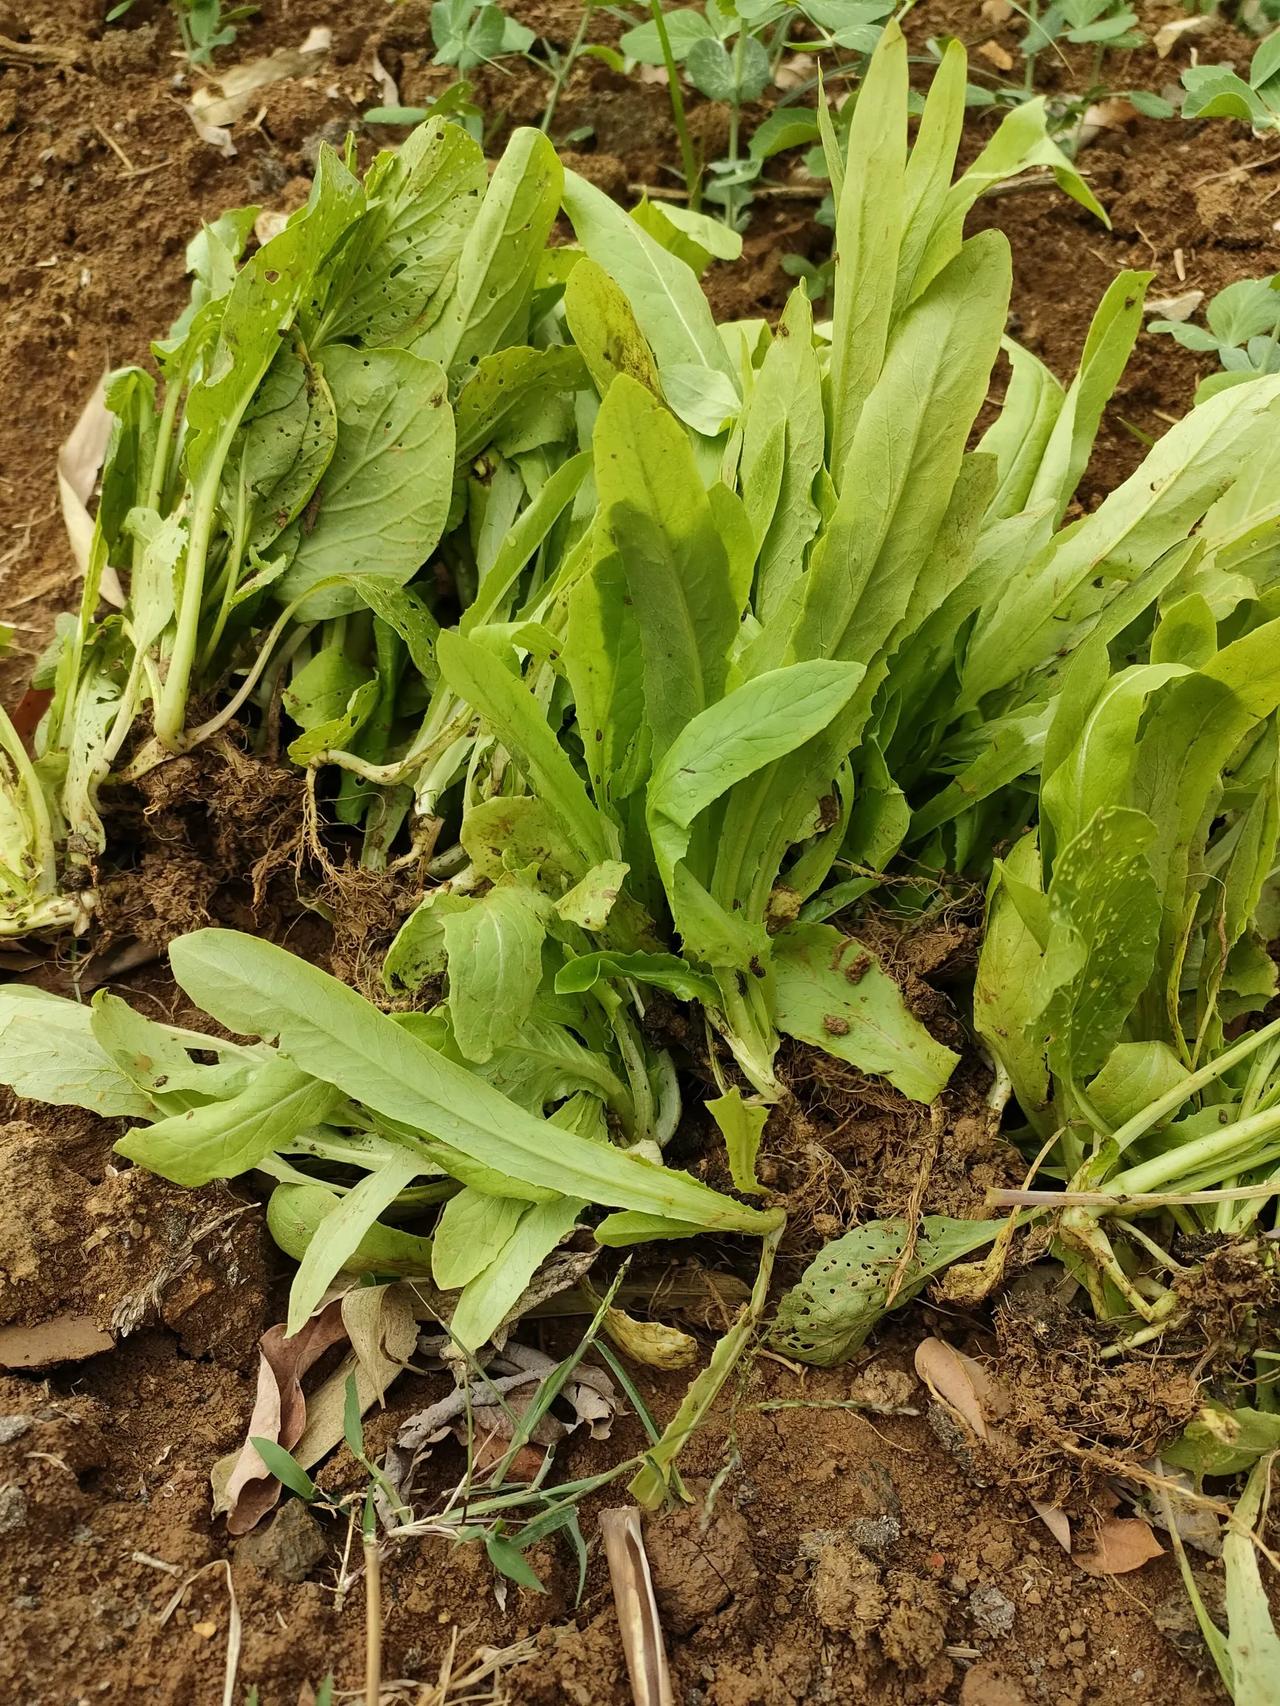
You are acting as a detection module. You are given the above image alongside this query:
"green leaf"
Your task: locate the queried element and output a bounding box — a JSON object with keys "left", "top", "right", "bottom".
{"left": 749, "top": 109, "right": 820, "bottom": 161}
{"left": 564, "top": 257, "right": 662, "bottom": 399}
{"left": 771, "top": 1215, "right": 1003, "bottom": 1365}
{"left": 287, "top": 1150, "right": 421, "bottom": 1334}
{"left": 315, "top": 117, "right": 486, "bottom": 349}
{"left": 279, "top": 346, "right": 454, "bottom": 619}
{"left": 771, "top": 923, "right": 958, "bottom": 1104}
{"left": 432, "top": 1186, "right": 528, "bottom": 1288}
{"left": 116, "top": 1057, "right": 338, "bottom": 1188}
{"left": 1224, "top": 1461, "right": 1280, "bottom": 1706}
{"left": 415, "top": 128, "right": 562, "bottom": 375}
{"left": 827, "top": 20, "right": 908, "bottom": 477}
{"left": 1086, "top": 1041, "right": 1190, "bottom": 1131}
{"left": 972, "top": 834, "right": 1052, "bottom": 1132}
{"left": 646, "top": 662, "right": 866, "bottom": 892}
{"left": 707, "top": 1088, "right": 767, "bottom": 1194}
{"left": 485, "top": 1531, "right": 546, "bottom": 1592}
{"left": 686, "top": 35, "right": 770, "bottom": 102}
{"left": 233, "top": 347, "right": 337, "bottom": 557}
{"left": 0, "top": 989, "right": 154, "bottom": 1118}
{"left": 287, "top": 677, "right": 381, "bottom": 764}
{"left": 248, "top": 1438, "right": 319, "bottom": 1502}
{"left": 168, "top": 929, "right": 779, "bottom": 1235}
{"left": 267, "top": 1183, "right": 435, "bottom": 1276}
{"left": 1039, "top": 807, "right": 1160, "bottom": 1082}
{"left": 283, "top": 645, "right": 370, "bottom": 730}
{"left": 463, "top": 451, "right": 592, "bottom": 632}
{"left": 442, "top": 882, "right": 551, "bottom": 1063}
{"left": 593, "top": 376, "right": 740, "bottom": 757}
{"left": 1163, "top": 1405, "right": 1280, "bottom": 1478}
{"left": 555, "top": 861, "right": 630, "bottom": 931}
{"left": 384, "top": 890, "right": 471, "bottom": 992}
{"left": 450, "top": 1192, "right": 583, "bottom": 1351}
{"left": 336, "top": 575, "right": 441, "bottom": 684}
{"left": 436, "top": 630, "right": 616, "bottom": 871}
{"left": 619, "top": 9, "right": 713, "bottom": 63}
{"left": 453, "top": 346, "right": 588, "bottom": 465}
{"left": 562, "top": 171, "right": 738, "bottom": 403}
{"left": 554, "top": 951, "right": 720, "bottom": 1004}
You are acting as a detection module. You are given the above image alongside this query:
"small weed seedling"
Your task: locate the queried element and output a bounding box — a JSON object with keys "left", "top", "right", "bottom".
{"left": 1181, "top": 26, "right": 1280, "bottom": 130}
{"left": 1150, "top": 273, "right": 1280, "bottom": 399}
{"left": 106, "top": 0, "right": 256, "bottom": 64}
{"left": 621, "top": 0, "right": 892, "bottom": 228}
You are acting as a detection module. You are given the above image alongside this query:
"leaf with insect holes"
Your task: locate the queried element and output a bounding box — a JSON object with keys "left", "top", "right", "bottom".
{"left": 440, "top": 881, "right": 552, "bottom": 1064}
{"left": 771, "top": 923, "right": 958, "bottom": 1104}
{"left": 772, "top": 1219, "right": 1004, "bottom": 1365}
{"left": 0, "top": 988, "right": 155, "bottom": 1119}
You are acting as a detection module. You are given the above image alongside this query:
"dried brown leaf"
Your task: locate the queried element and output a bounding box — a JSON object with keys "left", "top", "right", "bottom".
{"left": 1073, "top": 1515, "right": 1164, "bottom": 1575}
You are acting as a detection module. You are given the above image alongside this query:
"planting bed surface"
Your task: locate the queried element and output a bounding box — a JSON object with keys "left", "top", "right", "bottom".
{"left": 1, "top": 0, "right": 1279, "bottom": 1700}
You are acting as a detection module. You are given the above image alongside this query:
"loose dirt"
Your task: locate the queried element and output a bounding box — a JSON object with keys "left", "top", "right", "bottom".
{"left": 2, "top": 0, "right": 1277, "bottom": 1699}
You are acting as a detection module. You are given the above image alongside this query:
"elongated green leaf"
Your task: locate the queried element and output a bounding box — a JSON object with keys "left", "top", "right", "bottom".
{"left": 116, "top": 1057, "right": 338, "bottom": 1188}
{"left": 1040, "top": 806, "right": 1160, "bottom": 1081}
{"left": 646, "top": 661, "right": 865, "bottom": 888}
{"left": 554, "top": 951, "right": 719, "bottom": 1005}
{"left": 462, "top": 451, "right": 590, "bottom": 632}
{"left": 436, "top": 630, "right": 616, "bottom": 870}
{"left": 563, "top": 530, "right": 650, "bottom": 806}
{"left": 562, "top": 171, "right": 737, "bottom": 408}
{"left": 828, "top": 20, "right": 907, "bottom": 478}
{"left": 279, "top": 345, "right": 453, "bottom": 618}
{"left": 594, "top": 376, "right": 739, "bottom": 758}
{"left": 168, "top": 929, "right": 778, "bottom": 1234}
{"left": 417, "top": 128, "right": 562, "bottom": 374}
{"left": 450, "top": 1192, "right": 583, "bottom": 1351}
{"left": 288, "top": 1150, "right": 421, "bottom": 1333}
{"left": 972, "top": 833, "right": 1051, "bottom": 1132}
{"left": 772, "top": 923, "right": 958, "bottom": 1104}
{"left": 563, "top": 256, "right": 661, "bottom": 399}
{"left": 1224, "top": 1461, "right": 1280, "bottom": 1706}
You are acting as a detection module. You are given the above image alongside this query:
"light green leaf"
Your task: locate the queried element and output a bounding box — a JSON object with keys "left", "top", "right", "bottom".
{"left": 436, "top": 630, "right": 616, "bottom": 871}
{"left": 442, "top": 881, "right": 551, "bottom": 1063}
{"left": 279, "top": 345, "right": 454, "bottom": 618}
{"left": 384, "top": 889, "right": 472, "bottom": 992}
{"left": 1040, "top": 807, "right": 1160, "bottom": 1081}
{"left": 1224, "top": 1461, "right": 1280, "bottom": 1706}
{"left": 287, "top": 1150, "right": 421, "bottom": 1334}
{"left": 168, "top": 929, "right": 779, "bottom": 1234}
{"left": 593, "top": 376, "right": 740, "bottom": 758}
{"left": 0, "top": 988, "right": 154, "bottom": 1118}
{"left": 973, "top": 834, "right": 1052, "bottom": 1132}
{"left": 453, "top": 346, "right": 587, "bottom": 465}
{"left": 431, "top": 1186, "right": 528, "bottom": 1289}
{"left": 450, "top": 1192, "right": 583, "bottom": 1350}
{"left": 1087, "top": 1042, "right": 1190, "bottom": 1131}
{"left": 562, "top": 171, "right": 738, "bottom": 399}
{"left": 267, "top": 1183, "right": 435, "bottom": 1276}
{"left": 564, "top": 257, "right": 662, "bottom": 399}
{"left": 555, "top": 861, "right": 630, "bottom": 931}
{"left": 117, "top": 1058, "right": 338, "bottom": 1188}
{"left": 554, "top": 951, "right": 720, "bottom": 1005}
{"left": 707, "top": 1089, "right": 767, "bottom": 1195}
{"left": 772, "top": 923, "right": 958, "bottom": 1104}
{"left": 416, "top": 128, "right": 562, "bottom": 374}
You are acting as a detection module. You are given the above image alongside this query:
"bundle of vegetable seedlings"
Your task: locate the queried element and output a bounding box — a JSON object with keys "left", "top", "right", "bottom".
{"left": 3, "top": 25, "right": 1280, "bottom": 1548}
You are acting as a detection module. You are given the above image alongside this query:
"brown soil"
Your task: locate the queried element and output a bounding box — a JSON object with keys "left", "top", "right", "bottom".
{"left": 2, "top": 0, "right": 1278, "bottom": 1700}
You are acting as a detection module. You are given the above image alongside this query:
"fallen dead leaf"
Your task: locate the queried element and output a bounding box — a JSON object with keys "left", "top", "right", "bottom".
{"left": 189, "top": 114, "right": 236, "bottom": 159}
{"left": 602, "top": 1508, "right": 675, "bottom": 1706}
{"left": 222, "top": 1299, "right": 348, "bottom": 1535}
{"left": 1146, "top": 289, "right": 1204, "bottom": 323}
{"left": 977, "top": 39, "right": 1015, "bottom": 71}
{"left": 187, "top": 28, "right": 331, "bottom": 130}
{"left": 1073, "top": 1514, "right": 1164, "bottom": 1575}
{"left": 370, "top": 49, "right": 398, "bottom": 108}
{"left": 774, "top": 52, "right": 815, "bottom": 92}
{"left": 1077, "top": 97, "right": 1139, "bottom": 150}
{"left": 1031, "top": 1498, "right": 1072, "bottom": 1553}
{"left": 253, "top": 209, "right": 291, "bottom": 246}
{"left": 57, "top": 375, "right": 123, "bottom": 605}
{"left": 1154, "top": 13, "right": 1212, "bottom": 57}
{"left": 913, "top": 1337, "right": 1010, "bottom": 1438}
{"left": 980, "top": 0, "right": 1014, "bottom": 19}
